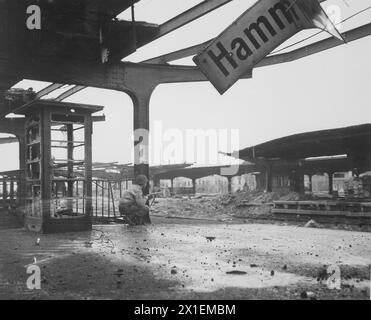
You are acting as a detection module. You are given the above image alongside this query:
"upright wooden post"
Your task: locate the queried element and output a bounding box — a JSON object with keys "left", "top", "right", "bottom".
{"left": 41, "top": 108, "right": 52, "bottom": 221}
{"left": 9, "top": 180, "right": 14, "bottom": 204}
{"left": 67, "top": 124, "right": 74, "bottom": 211}
{"left": 85, "top": 115, "right": 93, "bottom": 217}
{"left": 18, "top": 135, "right": 27, "bottom": 206}
{"left": 2, "top": 180, "right": 7, "bottom": 209}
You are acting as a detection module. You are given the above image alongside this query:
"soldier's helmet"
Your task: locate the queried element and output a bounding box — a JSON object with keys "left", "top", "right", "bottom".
{"left": 134, "top": 174, "right": 148, "bottom": 187}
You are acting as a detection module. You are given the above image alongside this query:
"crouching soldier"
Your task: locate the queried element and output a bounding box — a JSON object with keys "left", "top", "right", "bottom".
{"left": 119, "top": 174, "right": 151, "bottom": 226}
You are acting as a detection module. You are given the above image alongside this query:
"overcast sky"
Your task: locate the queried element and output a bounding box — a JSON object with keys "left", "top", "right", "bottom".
{"left": 2, "top": 0, "right": 371, "bottom": 171}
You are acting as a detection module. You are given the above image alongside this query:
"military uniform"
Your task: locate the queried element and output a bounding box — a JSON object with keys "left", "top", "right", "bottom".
{"left": 119, "top": 183, "right": 150, "bottom": 226}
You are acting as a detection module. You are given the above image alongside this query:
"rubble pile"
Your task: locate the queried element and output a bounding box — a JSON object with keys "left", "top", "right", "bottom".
{"left": 344, "top": 176, "right": 371, "bottom": 199}
{"left": 151, "top": 196, "right": 232, "bottom": 221}
{"left": 152, "top": 190, "right": 314, "bottom": 220}
{"left": 218, "top": 190, "right": 304, "bottom": 206}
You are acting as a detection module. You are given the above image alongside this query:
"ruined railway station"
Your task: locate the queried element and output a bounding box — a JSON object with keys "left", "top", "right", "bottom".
{"left": 0, "top": 0, "right": 371, "bottom": 302}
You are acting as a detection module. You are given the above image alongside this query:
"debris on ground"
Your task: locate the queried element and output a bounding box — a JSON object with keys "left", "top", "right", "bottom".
{"left": 317, "top": 267, "right": 329, "bottom": 282}
{"left": 151, "top": 190, "right": 371, "bottom": 232}
{"left": 305, "top": 220, "right": 320, "bottom": 228}
{"left": 226, "top": 270, "right": 247, "bottom": 275}
{"left": 84, "top": 241, "right": 93, "bottom": 248}
{"left": 152, "top": 190, "right": 315, "bottom": 221}
{"left": 300, "top": 291, "right": 316, "bottom": 299}
{"left": 300, "top": 291, "right": 308, "bottom": 299}
{"left": 205, "top": 236, "right": 216, "bottom": 242}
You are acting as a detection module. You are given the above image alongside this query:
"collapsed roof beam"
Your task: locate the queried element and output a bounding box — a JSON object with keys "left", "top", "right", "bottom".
{"left": 26, "top": 21, "right": 371, "bottom": 101}
{"left": 54, "top": 85, "right": 85, "bottom": 101}
{"left": 145, "top": 21, "right": 371, "bottom": 71}
{"left": 35, "top": 83, "right": 64, "bottom": 99}
{"left": 142, "top": 0, "right": 330, "bottom": 65}
{"left": 32, "top": 0, "right": 328, "bottom": 98}
{"left": 143, "top": 40, "right": 212, "bottom": 64}
{"left": 158, "top": 0, "right": 233, "bottom": 39}
{"left": 43, "top": 0, "right": 234, "bottom": 100}
{"left": 255, "top": 22, "right": 371, "bottom": 68}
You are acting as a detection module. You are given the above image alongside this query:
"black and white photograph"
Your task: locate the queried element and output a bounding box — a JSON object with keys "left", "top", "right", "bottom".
{"left": 0, "top": 0, "right": 371, "bottom": 307}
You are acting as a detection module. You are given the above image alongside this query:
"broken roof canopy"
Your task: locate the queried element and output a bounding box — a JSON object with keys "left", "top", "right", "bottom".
{"left": 237, "top": 124, "right": 371, "bottom": 161}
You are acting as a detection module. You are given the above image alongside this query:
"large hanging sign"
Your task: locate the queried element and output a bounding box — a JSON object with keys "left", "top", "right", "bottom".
{"left": 193, "top": 0, "right": 344, "bottom": 95}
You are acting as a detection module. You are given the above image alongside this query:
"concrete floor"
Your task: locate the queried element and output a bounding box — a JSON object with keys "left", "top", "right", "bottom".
{"left": 0, "top": 216, "right": 370, "bottom": 300}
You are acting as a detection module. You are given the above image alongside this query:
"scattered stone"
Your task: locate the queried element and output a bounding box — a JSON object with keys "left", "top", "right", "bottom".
{"left": 282, "top": 265, "right": 287, "bottom": 271}
{"left": 307, "top": 291, "right": 315, "bottom": 298}
{"left": 317, "top": 268, "right": 328, "bottom": 282}
{"left": 171, "top": 269, "right": 177, "bottom": 275}
{"left": 250, "top": 264, "right": 258, "bottom": 268}
{"left": 205, "top": 236, "right": 216, "bottom": 242}
{"left": 300, "top": 291, "right": 308, "bottom": 299}
{"left": 226, "top": 270, "right": 247, "bottom": 275}
{"left": 270, "top": 270, "right": 275, "bottom": 276}
{"left": 305, "top": 220, "right": 319, "bottom": 228}
{"left": 84, "top": 241, "right": 93, "bottom": 248}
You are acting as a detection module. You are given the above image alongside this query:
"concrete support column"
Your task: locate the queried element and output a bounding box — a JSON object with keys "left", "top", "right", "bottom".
{"left": 130, "top": 84, "right": 155, "bottom": 195}
{"left": 265, "top": 169, "right": 272, "bottom": 193}
{"left": 328, "top": 172, "right": 334, "bottom": 195}
{"left": 308, "top": 174, "right": 313, "bottom": 193}
{"left": 2, "top": 180, "right": 7, "bottom": 209}
{"left": 291, "top": 171, "right": 304, "bottom": 193}
{"left": 153, "top": 176, "right": 160, "bottom": 188}
{"left": 297, "top": 173, "right": 305, "bottom": 194}
{"left": 227, "top": 176, "right": 232, "bottom": 193}
{"left": 192, "top": 178, "right": 197, "bottom": 194}
{"left": 9, "top": 180, "right": 14, "bottom": 203}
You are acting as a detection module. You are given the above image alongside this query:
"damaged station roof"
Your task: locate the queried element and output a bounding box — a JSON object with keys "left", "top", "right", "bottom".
{"left": 235, "top": 124, "right": 371, "bottom": 161}
{"left": 156, "top": 124, "right": 371, "bottom": 182}
{"left": 0, "top": 0, "right": 158, "bottom": 64}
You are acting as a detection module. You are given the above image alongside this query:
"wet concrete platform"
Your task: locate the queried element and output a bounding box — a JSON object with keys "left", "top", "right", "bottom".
{"left": 0, "top": 217, "right": 370, "bottom": 299}
{"left": 0, "top": 208, "right": 21, "bottom": 230}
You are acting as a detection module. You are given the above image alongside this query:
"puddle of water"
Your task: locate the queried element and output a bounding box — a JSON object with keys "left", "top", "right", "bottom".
{"left": 149, "top": 251, "right": 314, "bottom": 292}
{"left": 181, "top": 267, "right": 313, "bottom": 292}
